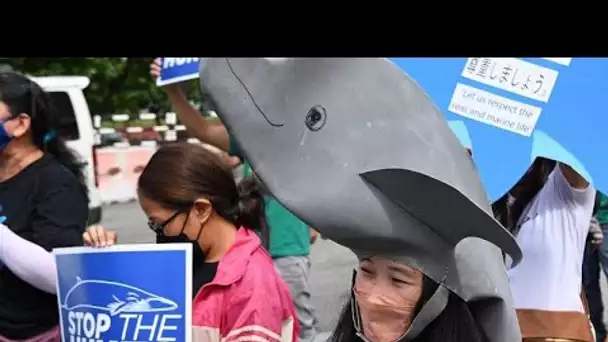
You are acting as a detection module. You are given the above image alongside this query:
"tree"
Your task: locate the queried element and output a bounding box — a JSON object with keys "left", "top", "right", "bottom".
{"left": 0, "top": 57, "right": 201, "bottom": 116}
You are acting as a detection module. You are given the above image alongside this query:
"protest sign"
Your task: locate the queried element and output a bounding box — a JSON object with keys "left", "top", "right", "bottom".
{"left": 157, "top": 58, "right": 201, "bottom": 86}
{"left": 391, "top": 58, "right": 608, "bottom": 200}
{"left": 54, "top": 244, "right": 192, "bottom": 342}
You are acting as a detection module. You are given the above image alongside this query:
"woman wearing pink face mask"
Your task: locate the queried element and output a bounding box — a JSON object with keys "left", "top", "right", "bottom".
{"left": 324, "top": 145, "right": 504, "bottom": 342}
{"left": 194, "top": 57, "right": 522, "bottom": 342}
{"left": 328, "top": 256, "right": 487, "bottom": 342}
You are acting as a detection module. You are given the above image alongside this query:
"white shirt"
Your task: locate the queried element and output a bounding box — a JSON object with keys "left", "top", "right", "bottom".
{"left": 507, "top": 164, "right": 595, "bottom": 312}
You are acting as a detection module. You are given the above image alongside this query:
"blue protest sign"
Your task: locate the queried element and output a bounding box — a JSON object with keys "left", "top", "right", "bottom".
{"left": 391, "top": 58, "right": 608, "bottom": 200}
{"left": 54, "top": 244, "right": 192, "bottom": 342}
{"left": 157, "top": 57, "right": 201, "bottom": 86}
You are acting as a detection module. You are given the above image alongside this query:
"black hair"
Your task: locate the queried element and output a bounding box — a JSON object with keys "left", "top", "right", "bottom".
{"left": 492, "top": 157, "right": 556, "bottom": 234}
{"left": 138, "top": 142, "right": 270, "bottom": 249}
{"left": 237, "top": 174, "right": 270, "bottom": 249}
{"left": 593, "top": 190, "right": 601, "bottom": 217}
{"left": 329, "top": 273, "right": 487, "bottom": 342}
{"left": 0, "top": 71, "right": 87, "bottom": 191}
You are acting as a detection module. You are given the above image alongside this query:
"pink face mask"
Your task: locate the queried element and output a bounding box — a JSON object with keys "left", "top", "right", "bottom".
{"left": 352, "top": 285, "right": 418, "bottom": 342}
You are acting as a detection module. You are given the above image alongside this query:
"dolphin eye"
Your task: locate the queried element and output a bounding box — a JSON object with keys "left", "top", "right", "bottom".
{"left": 305, "top": 105, "right": 327, "bottom": 132}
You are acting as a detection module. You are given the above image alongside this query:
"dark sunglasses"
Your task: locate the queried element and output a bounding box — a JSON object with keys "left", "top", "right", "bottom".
{"left": 147, "top": 211, "right": 183, "bottom": 235}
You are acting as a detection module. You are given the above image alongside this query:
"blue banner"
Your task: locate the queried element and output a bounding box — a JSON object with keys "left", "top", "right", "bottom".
{"left": 391, "top": 58, "right": 608, "bottom": 200}
{"left": 54, "top": 244, "right": 192, "bottom": 342}
{"left": 157, "top": 58, "right": 201, "bottom": 86}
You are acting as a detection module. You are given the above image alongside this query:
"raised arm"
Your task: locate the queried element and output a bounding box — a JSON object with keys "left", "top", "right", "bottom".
{"left": 559, "top": 163, "right": 590, "bottom": 190}
{"left": 150, "top": 58, "right": 231, "bottom": 152}
{"left": 551, "top": 162, "right": 594, "bottom": 206}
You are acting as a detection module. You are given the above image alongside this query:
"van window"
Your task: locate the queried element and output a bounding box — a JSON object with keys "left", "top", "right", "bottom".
{"left": 47, "top": 91, "right": 79, "bottom": 140}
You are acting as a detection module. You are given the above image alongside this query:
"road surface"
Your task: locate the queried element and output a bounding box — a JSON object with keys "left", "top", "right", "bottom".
{"left": 101, "top": 202, "right": 608, "bottom": 341}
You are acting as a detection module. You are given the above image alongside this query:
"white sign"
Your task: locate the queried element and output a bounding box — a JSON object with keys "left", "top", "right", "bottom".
{"left": 461, "top": 58, "right": 560, "bottom": 103}
{"left": 542, "top": 58, "right": 572, "bottom": 67}
{"left": 448, "top": 83, "right": 542, "bottom": 137}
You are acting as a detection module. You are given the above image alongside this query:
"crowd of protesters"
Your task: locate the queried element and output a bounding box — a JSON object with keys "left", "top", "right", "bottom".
{"left": 0, "top": 59, "right": 605, "bottom": 342}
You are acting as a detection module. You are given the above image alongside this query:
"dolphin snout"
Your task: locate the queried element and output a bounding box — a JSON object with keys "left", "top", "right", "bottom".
{"left": 147, "top": 296, "right": 178, "bottom": 311}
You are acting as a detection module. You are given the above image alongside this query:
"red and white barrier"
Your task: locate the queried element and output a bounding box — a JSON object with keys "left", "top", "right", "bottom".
{"left": 96, "top": 142, "right": 241, "bottom": 204}
{"left": 96, "top": 146, "right": 156, "bottom": 203}
{"left": 93, "top": 112, "right": 238, "bottom": 204}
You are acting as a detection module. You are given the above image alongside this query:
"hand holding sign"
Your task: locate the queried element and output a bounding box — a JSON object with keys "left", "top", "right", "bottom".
{"left": 150, "top": 58, "right": 177, "bottom": 90}
{"left": 82, "top": 225, "right": 117, "bottom": 247}
{"left": 155, "top": 57, "right": 201, "bottom": 87}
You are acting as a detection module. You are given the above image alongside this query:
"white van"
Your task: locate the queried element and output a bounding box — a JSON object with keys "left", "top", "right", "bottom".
{"left": 30, "top": 76, "right": 102, "bottom": 226}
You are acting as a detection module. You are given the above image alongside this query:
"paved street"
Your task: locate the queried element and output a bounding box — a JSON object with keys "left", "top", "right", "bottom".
{"left": 101, "top": 202, "right": 357, "bottom": 339}
{"left": 101, "top": 202, "right": 608, "bottom": 341}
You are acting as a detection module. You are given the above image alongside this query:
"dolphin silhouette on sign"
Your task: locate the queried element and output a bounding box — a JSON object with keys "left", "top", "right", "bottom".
{"left": 62, "top": 277, "right": 178, "bottom": 316}
{"left": 198, "top": 58, "right": 522, "bottom": 341}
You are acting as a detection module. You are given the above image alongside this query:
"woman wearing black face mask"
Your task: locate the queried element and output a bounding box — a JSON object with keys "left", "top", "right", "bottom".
{"left": 83, "top": 142, "right": 299, "bottom": 341}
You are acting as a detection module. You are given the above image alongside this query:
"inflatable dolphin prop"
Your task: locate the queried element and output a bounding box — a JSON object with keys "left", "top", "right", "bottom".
{"left": 199, "top": 58, "right": 522, "bottom": 341}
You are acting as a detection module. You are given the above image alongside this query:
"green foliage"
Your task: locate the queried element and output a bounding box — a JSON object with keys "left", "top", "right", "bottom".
{"left": 0, "top": 57, "right": 202, "bottom": 116}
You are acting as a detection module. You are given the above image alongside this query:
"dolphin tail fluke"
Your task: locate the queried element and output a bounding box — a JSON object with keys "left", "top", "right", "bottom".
{"left": 360, "top": 168, "right": 522, "bottom": 266}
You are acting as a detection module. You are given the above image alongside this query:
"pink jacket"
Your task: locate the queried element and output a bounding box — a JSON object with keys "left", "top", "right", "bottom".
{"left": 192, "top": 227, "right": 299, "bottom": 342}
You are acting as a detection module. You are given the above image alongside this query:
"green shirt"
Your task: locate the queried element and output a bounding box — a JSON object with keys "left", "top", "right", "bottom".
{"left": 596, "top": 191, "right": 608, "bottom": 225}
{"left": 230, "top": 139, "right": 310, "bottom": 258}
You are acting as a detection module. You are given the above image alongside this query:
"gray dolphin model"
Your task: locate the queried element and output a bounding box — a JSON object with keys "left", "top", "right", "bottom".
{"left": 199, "top": 58, "right": 522, "bottom": 341}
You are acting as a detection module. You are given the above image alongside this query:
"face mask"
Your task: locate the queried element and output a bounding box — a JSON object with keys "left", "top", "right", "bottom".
{"left": 352, "top": 287, "right": 417, "bottom": 342}
{"left": 158, "top": 233, "right": 206, "bottom": 266}
{"left": 156, "top": 211, "right": 207, "bottom": 267}
{"left": 0, "top": 121, "right": 13, "bottom": 151}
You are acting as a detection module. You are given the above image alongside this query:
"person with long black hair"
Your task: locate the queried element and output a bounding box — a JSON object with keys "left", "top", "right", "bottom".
{"left": 83, "top": 143, "right": 299, "bottom": 341}
{"left": 149, "top": 58, "right": 320, "bottom": 342}
{"left": 0, "top": 71, "right": 89, "bottom": 341}
{"left": 328, "top": 259, "right": 488, "bottom": 342}
{"left": 493, "top": 157, "right": 596, "bottom": 342}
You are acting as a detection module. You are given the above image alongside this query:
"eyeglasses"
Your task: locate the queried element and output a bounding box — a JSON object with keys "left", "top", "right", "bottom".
{"left": 0, "top": 115, "right": 17, "bottom": 125}
{"left": 147, "top": 211, "right": 182, "bottom": 235}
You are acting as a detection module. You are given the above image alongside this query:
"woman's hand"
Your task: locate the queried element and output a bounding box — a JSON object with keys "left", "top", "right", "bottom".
{"left": 221, "top": 153, "right": 241, "bottom": 168}
{"left": 83, "top": 225, "right": 117, "bottom": 247}
{"left": 309, "top": 227, "right": 320, "bottom": 244}
{"left": 589, "top": 217, "right": 603, "bottom": 245}
{"left": 149, "top": 58, "right": 182, "bottom": 96}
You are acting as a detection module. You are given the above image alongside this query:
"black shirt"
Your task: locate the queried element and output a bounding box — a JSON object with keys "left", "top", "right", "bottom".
{"left": 0, "top": 154, "right": 88, "bottom": 338}
{"left": 193, "top": 262, "right": 219, "bottom": 297}
{"left": 156, "top": 235, "right": 218, "bottom": 297}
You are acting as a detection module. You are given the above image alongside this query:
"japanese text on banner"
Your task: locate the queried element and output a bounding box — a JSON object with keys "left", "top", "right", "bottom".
{"left": 462, "top": 58, "right": 559, "bottom": 103}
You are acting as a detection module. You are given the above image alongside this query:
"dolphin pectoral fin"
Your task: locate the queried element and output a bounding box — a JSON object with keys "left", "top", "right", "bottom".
{"left": 108, "top": 302, "right": 127, "bottom": 316}
{"left": 108, "top": 295, "right": 127, "bottom": 316}
{"left": 360, "top": 168, "right": 522, "bottom": 266}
